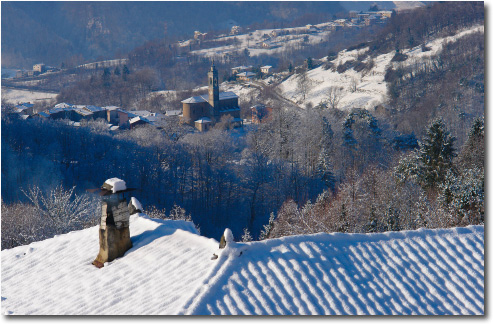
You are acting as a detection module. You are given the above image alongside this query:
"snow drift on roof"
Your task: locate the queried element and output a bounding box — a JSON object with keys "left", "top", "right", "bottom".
{"left": 182, "top": 226, "right": 484, "bottom": 315}
{"left": 181, "top": 92, "right": 238, "bottom": 104}
{"left": 1, "top": 218, "right": 483, "bottom": 315}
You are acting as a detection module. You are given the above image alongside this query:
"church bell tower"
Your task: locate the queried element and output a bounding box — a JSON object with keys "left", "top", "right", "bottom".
{"left": 208, "top": 60, "right": 220, "bottom": 120}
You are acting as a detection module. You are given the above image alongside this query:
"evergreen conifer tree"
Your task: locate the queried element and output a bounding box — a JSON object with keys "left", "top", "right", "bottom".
{"left": 418, "top": 118, "right": 456, "bottom": 189}
{"left": 317, "top": 148, "right": 336, "bottom": 192}
{"left": 241, "top": 228, "right": 253, "bottom": 242}
{"left": 122, "top": 65, "right": 130, "bottom": 81}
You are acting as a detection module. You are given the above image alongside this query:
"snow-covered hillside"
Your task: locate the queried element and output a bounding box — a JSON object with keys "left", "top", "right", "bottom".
{"left": 1, "top": 88, "right": 58, "bottom": 104}
{"left": 1, "top": 214, "right": 484, "bottom": 315}
{"left": 278, "top": 24, "right": 484, "bottom": 110}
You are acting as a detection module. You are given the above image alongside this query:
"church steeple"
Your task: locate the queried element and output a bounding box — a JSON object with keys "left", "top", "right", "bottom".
{"left": 208, "top": 60, "right": 219, "bottom": 115}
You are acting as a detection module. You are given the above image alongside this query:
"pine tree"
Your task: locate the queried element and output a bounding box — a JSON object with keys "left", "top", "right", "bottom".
{"left": 259, "top": 212, "right": 275, "bottom": 240}
{"left": 317, "top": 148, "right": 336, "bottom": 192}
{"left": 338, "top": 204, "right": 349, "bottom": 233}
{"left": 102, "top": 68, "right": 111, "bottom": 87}
{"left": 396, "top": 118, "right": 456, "bottom": 191}
{"left": 241, "top": 228, "right": 253, "bottom": 242}
{"left": 306, "top": 57, "right": 313, "bottom": 70}
{"left": 122, "top": 65, "right": 130, "bottom": 81}
{"left": 367, "top": 206, "right": 378, "bottom": 233}
{"left": 318, "top": 117, "right": 336, "bottom": 191}
{"left": 384, "top": 206, "right": 401, "bottom": 231}
{"left": 419, "top": 118, "right": 456, "bottom": 189}
{"left": 114, "top": 66, "right": 121, "bottom": 76}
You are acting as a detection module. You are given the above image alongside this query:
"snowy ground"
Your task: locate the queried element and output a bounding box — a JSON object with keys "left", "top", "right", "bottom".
{"left": 278, "top": 24, "right": 484, "bottom": 110}
{"left": 1, "top": 213, "right": 484, "bottom": 315}
{"left": 1, "top": 88, "right": 58, "bottom": 104}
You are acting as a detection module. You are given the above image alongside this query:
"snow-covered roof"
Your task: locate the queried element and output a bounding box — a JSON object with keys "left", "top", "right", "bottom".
{"left": 166, "top": 110, "right": 182, "bottom": 116}
{"left": 182, "top": 95, "right": 206, "bottom": 104}
{"left": 74, "top": 109, "right": 93, "bottom": 116}
{"left": 195, "top": 117, "right": 212, "bottom": 124}
{"left": 83, "top": 105, "right": 104, "bottom": 112}
{"left": 237, "top": 72, "right": 256, "bottom": 77}
{"left": 260, "top": 65, "right": 272, "bottom": 69}
{"left": 15, "top": 103, "right": 34, "bottom": 109}
{"left": 1, "top": 219, "right": 484, "bottom": 315}
{"left": 54, "top": 102, "right": 72, "bottom": 109}
{"left": 37, "top": 111, "right": 50, "bottom": 118}
{"left": 129, "top": 116, "right": 149, "bottom": 124}
{"left": 104, "top": 106, "right": 120, "bottom": 111}
{"left": 130, "top": 110, "right": 152, "bottom": 117}
{"left": 181, "top": 92, "right": 238, "bottom": 104}
{"left": 49, "top": 108, "right": 65, "bottom": 114}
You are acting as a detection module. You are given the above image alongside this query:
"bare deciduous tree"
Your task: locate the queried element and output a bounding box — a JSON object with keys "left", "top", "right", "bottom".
{"left": 297, "top": 70, "right": 313, "bottom": 103}
{"left": 22, "top": 185, "right": 98, "bottom": 234}
{"left": 326, "top": 86, "right": 343, "bottom": 109}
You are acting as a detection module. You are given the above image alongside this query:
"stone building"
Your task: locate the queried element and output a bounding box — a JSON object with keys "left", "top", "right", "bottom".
{"left": 180, "top": 62, "right": 241, "bottom": 130}
{"left": 33, "top": 63, "right": 46, "bottom": 73}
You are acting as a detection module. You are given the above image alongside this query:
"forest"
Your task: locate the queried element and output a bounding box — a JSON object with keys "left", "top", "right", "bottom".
{"left": 1, "top": 2, "right": 484, "bottom": 249}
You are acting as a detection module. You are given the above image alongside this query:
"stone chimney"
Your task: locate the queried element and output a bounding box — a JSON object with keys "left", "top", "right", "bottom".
{"left": 93, "top": 178, "right": 133, "bottom": 268}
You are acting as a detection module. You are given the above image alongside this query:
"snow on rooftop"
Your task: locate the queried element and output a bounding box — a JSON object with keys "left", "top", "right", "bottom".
{"left": 181, "top": 92, "right": 238, "bottom": 104}
{"left": 1, "top": 219, "right": 483, "bottom": 315}
{"left": 104, "top": 106, "right": 120, "bottom": 111}
{"left": 130, "top": 197, "right": 143, "bottom": 212}
{"left": 54, "top": 102, "right": 72, "bottom": 109}
{"left": 130, "top": 110, "right": 152, "bottom": 117}
{"left": 129, "top": 116, "right": 149, "bottom": 124}
{"left": 84, "top": 105, "right": 104, "bottom": 112}
{"left": 166, "top": 110, "right": 182, "bottom": 116}
{"left": 182, "top": 95, "right": 207, "bottom": 104}
{"left": 237, "top": 71, "right": 256, "bottom": 77}
{"left": 195, "top": 117, "right": 212, "bottom": 124}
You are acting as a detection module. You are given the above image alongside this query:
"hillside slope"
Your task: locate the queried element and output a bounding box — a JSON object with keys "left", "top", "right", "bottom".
{"left": 277, "top": 24, "right": 484, "bottom": 110}
{"left": 1, "top": 1, "right": 346, "bottom": 68}
{"left": 1, "top": 215, "right": 484, "bottom": 315}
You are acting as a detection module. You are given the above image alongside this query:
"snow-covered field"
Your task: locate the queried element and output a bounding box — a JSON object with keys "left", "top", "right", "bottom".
{"left": 1, "top": 213, "right": 484, "bottom": 315}
{"left": 1, "top": 88, "right": 58, "bottom": 104}
{"left": 278, "top": 24, "right": 484, "bottom": 110}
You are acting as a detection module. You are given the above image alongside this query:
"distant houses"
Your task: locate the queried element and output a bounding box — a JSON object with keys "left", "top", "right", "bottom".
{"left": 236, "top": 71, "right": 256, "bottom": 81}
{"left": 260, "top": 65, "right": 272, "bottom": 74}
{"left": 15, "top": 63, "right": 59, "bottom": 78}
{"left": 11, "top": 102, "right": 161, "bottom": 131}
{"left": 231, "top": 65, "right": 253, "bottom": 75}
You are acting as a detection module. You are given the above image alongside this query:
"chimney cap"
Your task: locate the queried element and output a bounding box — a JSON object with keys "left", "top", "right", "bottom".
{"left": 86, "top": 178, "right": 137, "bottom": 196}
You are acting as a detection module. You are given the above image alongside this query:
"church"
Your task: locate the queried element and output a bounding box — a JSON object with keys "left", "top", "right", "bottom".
{"left": 180, "top": 62, "right": 241, "bottom": 131}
